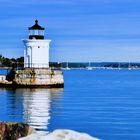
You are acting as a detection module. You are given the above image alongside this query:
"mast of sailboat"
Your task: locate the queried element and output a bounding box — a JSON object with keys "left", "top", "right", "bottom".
{"left": 66, "top": 61, "right": 70, "bottom": 70}
{"left": 118, "top": 62, "right": 121, "bottom": 70}
{"left": 87, "top": 61, "right": 92, "bottom": 70}
{"left": 89, "top": 61, "right": 91, "bottom": 67}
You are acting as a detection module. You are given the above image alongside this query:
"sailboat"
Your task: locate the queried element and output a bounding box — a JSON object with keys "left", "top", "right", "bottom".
{"left": 118, "top": 62, "right": 121, "bottom": 70}
{"left": 66, "top": 62, "right": 70, "bottom": 70}
{"left": 128, "top": 61, "right": 131, "bottom": 70}
{"left": 87, "top": 62, "right": 92, "bottom": 70}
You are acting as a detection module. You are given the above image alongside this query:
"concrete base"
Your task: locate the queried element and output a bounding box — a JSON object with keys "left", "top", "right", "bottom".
{"left": 0, "top": 68, "right": 64, "bottom": 88}
{"left": 13, "top": 68, "right": 64, "bottom": 88}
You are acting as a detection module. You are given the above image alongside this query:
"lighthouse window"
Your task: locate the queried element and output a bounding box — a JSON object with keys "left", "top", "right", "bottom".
{"left": 38, "top": 30, "right": 41, "bottom": 35}
{"left": 34, "top": 30, "right": 39, "bottom": 35}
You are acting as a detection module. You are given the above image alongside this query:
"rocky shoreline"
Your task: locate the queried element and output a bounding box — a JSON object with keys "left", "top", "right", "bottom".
{"left": 0, "top": 122, "right": 100, "bottom": 140}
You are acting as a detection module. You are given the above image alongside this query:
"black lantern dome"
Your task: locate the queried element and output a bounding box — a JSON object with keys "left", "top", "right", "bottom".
{"left": 28, "top": 20, "right": 45, "bottom": 39}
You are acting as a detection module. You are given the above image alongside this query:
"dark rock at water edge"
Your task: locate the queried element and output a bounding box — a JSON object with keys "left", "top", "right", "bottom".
{"left": 0, "top": 122, "right": 33, "bottom": 140}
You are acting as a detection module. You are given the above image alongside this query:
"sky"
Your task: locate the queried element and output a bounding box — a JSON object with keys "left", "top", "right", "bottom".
{"left": 1, "top": 0, "right": 140, "bottom": 62}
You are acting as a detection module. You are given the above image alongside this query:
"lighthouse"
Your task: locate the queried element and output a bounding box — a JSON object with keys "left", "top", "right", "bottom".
{"left": 23, "top": 20, "right": 51, "bottom": 68}
{"left": 5, "top": 20, "right": 64, "bottom": 88}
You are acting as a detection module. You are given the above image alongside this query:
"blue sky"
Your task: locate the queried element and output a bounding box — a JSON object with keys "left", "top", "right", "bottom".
{"left": 1, "top": 0, "right": 140, "bottom": 62}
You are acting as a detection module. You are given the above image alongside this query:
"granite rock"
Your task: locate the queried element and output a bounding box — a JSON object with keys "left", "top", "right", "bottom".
{"left": 18, "top": 129, "right": 100, "bottom": 140}
{"left": 0, "top": 122, "right": 35, "bottom": 140}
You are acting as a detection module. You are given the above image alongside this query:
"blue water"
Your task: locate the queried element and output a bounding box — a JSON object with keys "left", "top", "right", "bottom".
{"left": 0, "top": 69, "right": 140, "bottom": 140}
{"left": 0, "top": 69, "right": 11, "bottom": 75}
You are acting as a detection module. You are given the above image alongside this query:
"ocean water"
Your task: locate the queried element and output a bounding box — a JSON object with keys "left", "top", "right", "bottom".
{"left": 0, "top": 69, "right": 140, "bottom": 140}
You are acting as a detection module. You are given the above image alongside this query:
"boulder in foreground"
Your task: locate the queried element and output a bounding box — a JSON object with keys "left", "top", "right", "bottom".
{"left": 0, "top": 122, "right": 35, "bottom": 140}
{"left": 18, "top": 129, "right": 100, "bottom": 140}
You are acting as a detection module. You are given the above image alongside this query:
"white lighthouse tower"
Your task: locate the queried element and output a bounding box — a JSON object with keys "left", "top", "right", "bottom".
{"left": 23, "top": 20, "right": 51, "bottom": 68}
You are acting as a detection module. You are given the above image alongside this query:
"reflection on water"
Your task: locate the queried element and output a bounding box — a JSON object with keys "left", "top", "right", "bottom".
{"left": 0, "top": 88, "right": 63, "bottom": 131}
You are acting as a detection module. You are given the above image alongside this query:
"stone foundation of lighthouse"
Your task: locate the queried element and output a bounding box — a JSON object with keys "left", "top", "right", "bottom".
{"left": 0, "top": 68, "right": 64, "bottom": 88}
{"left": 12, "top": 68, "right": 64, "bottom": 88}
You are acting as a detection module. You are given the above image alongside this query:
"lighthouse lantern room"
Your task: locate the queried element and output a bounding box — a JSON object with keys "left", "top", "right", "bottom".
{"left": 23, "top": 20, "right": 51, "bottom": 68}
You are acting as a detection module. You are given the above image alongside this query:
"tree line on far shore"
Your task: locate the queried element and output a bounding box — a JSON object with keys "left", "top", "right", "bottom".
{"left": 0, "top": 55, "right": 24, "bottom": 67}
{"left": 1, "top": 54, "right": 140, "bottom": 69}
